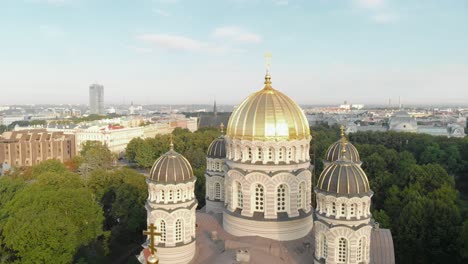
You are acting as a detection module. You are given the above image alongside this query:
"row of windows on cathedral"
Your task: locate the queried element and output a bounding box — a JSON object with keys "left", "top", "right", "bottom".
{"left": 208, "top": 181, "right": 308, "bottom": 213}
{"left": 318, "top": 235, "right": 368, "bottom": 263}
{"left": 226, "top": 144, "right": 309, "bottom": 163}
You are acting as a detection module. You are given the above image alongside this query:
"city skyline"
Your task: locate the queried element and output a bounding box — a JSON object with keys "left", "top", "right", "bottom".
{"left": 1, "top": 0, "right": 467, "bottom": 105}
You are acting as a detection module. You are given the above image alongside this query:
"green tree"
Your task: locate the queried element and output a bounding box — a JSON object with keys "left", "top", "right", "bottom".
{"left": 79, "top": 141, "right": 114, "bottom": 175}
{"left": 0, "top": 185, "right": 103, "bottom": 264}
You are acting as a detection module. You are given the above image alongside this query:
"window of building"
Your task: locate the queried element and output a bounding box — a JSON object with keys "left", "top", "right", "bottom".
{"left": 332, "top": 202, "right": 336, "bottom": 214}
{"left": 168, "top": 190, "right": 173, "bottom": 201}
{"left": 268, "top": 148, "right": 273, "bottom": 161}
{"left": 278, "top": 147, "right": 284, "bottom": 161}
{"left": 257, "top": 148, "right": 262, "bottom": 160}
{"left": 176, "top": 189, "right": 181, "bottom": 201}
{"left": 254, "top": 184, "right": 265, "bottom": 212}
{"left": 357, "top": 237, "right": 364, "bottom": 262}
{"left": 341, "top": 203, "right": 346, "bottom": 217}
{"left": 215, "top": 182, "right": 221, "bottom": 200}
{"left": 298, "top": 182, "right": 305, "bottom": 210}
{"left": 338, "top": 237, "right": 347, "bottom": 263}
{"left": 321, "top": 233, "right": 328, "bottom": 259}
{"left": 175, "top": 219, "right": 183, "bottom": 242}
{"left": 158, "top": 220, "right": 166, "bottom": 242}
{"left": 350, "top": 203, "right": 356, "bottom": 216}
{"left": 248, "top": 148, "right": 252, "bottom": 159}
{"left": 160, "top": 190, "right": 165, "bottom": 202}
{"left": 237, "top": 182, "right": 243, "bottom": 209}
{"left": 288, "top": 148, "right": 292, "bottom": 159}
{"left": 277, "top": 184, "right": 287, "bottom": 212}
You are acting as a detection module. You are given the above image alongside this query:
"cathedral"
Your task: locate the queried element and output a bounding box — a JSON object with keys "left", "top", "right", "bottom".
{"left": 139, "top": 68, "right": 395, "bottom": 264}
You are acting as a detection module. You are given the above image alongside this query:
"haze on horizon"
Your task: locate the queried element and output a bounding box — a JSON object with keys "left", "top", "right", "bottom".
{"left": 1, "top": 0, "right": 467, "bottom": 106}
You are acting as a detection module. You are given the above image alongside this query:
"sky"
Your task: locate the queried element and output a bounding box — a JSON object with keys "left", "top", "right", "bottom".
{"left": 0, "top": 0, "right": 467, "bottom": 106}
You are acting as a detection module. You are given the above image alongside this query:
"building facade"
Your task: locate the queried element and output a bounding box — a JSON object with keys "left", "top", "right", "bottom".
{"left": 139, "top": 143, "right": 197, "bottom": 264}
{"left": 89, "top": 83, "right": 104, "bottom": 115}
{"left": 221, "top": 73, "right": 313, "bottom": 241}
{"left": 0, "top": 129, "right": 75, "bottom": 167}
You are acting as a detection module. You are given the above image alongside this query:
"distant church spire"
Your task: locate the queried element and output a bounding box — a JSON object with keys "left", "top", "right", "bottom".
{"left": 213, "top": 99, "right": 217, "bottom": 117}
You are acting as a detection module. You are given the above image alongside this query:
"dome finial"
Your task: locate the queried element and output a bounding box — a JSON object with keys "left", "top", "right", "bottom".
{"left": 264, "top": 51, "right": 272, "bottom": 87}
{"left": 170, "top": 134, "right": 174, "bottom": 150}
{"left": 339, "top": 126, "right": 348, "bottom": 159}
{"left": 220, "top": 122, "right": 225, "bottom": 134}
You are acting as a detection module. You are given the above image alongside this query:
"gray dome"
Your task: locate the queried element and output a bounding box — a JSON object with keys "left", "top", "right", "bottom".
{"left": 325, "top": 140, "right": 360, "bottom": 163}
{"left": 207, "top": 136, "right": 226, "bottom": 159}
{"left": 149, "top": 149, "right": 194, "bottom": 184}
{"left": 317, "top": 159, "right": 370, "bottom": 195}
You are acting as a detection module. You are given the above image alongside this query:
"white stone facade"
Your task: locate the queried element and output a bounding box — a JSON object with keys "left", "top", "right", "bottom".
{"left": 144, "top": 179, "right": 197, "bottom": 264}
{"left": 222, "top": 137, "right": 314, "bottom": 241}
{"left": 205, "top": 157, "right": 226, "bottom": 214}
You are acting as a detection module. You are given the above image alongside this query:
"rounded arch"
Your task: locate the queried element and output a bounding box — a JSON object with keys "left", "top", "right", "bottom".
{"left": 252, "top": 182, "right": 265, "bottom": 213}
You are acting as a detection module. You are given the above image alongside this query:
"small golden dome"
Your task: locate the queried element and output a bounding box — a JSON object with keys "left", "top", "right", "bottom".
{"left": 226, "top": 74, "right": 310, "bottom": 141}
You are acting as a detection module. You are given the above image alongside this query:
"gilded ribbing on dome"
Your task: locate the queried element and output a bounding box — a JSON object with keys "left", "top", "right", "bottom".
{"left": 207, "top": 136, "right": 226, "bottom": 159}
{"left": 149, "top": 149, "right": 194, "bottom": 184}
{"left": 325, "top": 127, "right": 360, "bottom": 163}
{"left": 226, "top": 74, "right": 310, "bottom": 141}
{"left": 317, "top": 161, "right": 370, "bottom": 195}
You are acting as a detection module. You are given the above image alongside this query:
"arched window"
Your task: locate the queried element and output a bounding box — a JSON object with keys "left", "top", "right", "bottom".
{"left": 357, "top": 237, "right": 365, "bottom": 262}
{"left": 254, "top": 184, "right": 265, "bottom": 212}
{"left": 168, "top": 190, "right": 173, "bottom": 201}
{"left": 320, "top": 233, "right": 328, "bottom": 259}
{"left": 215, "top": 182, "right": 221, "bottom": 200}
{"left": 268, "top": 148, "right": 273, "bottom": 161}
{"left": 176, "top": 189, "right": 181, "bottom": 201}
{"left": 338, "top": 237, "right": 347, "bottom": 263}
{"left": 341, "top": 203, "right": 346, "bottom": 217}
{"left": 247, "top": 148, "right": 252, "bottom": 160}
{"left": 350, "top": 203, "right": 356, "bottom": 216}
{"left": 257, "top": 147, "right": 262, "bottom": 161}
{"left": 237, "top": 182, "right": 243, "bottom": 209}
{"left": 277, "top": 184, "right": 288, "bottom": 212}
{"left": 175, "top": 219, "right": 183, "bottom": 243}
{"left": 158, "top": 220, "right": 166, "bottom": 242}
{"left": 291, "top": 146, "right": 296, "bottom": 161}
{"left": 332, "top": 202, "right": 336, "bottom": 214}
{"left": 160, "top": 190, "right": 165, "bottom": 202}
{"left": 297, "top": 182, "right": 306, "bottom": 210}
{"left": 278, "top": 147, "right": 284, "bottom": 161}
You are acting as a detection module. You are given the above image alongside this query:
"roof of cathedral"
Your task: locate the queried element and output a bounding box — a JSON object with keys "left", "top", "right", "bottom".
{"left": 226, "top": 74, "right": 310, "bottom": 142}
{"left": 317, "top": 160, "right": 370, "bottom": 195}
{"left": 148, "top": 143, "right": 194, "bottom": 184}
{"left": 207, "top": 136, "right": 226, "bottom": 159}
{"left": 325, "top": 127, "right": 360, "bottom": 163}
{"left": 370, "top": 228, "right": 396, "bottom": 264}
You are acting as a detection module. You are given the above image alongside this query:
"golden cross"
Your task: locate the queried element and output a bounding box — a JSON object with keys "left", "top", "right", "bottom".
{"left": 265, "top": 51, "right": 272, "bottom": 74}
{"left": 220, "top": 123, "right": 225, "bottom": 134}
{"left": 143, "top": 223, "right": 162, "bottom": 256}
{"left": 169, "top": 134, "right": 174, "bottom": 150}
{"left": 340, "top": 125, "right": 345, "bottom": 137}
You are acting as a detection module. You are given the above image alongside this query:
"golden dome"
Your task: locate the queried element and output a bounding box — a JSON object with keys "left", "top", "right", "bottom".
{"left": 226, "top": 74, "right": 310, "bottom": 141}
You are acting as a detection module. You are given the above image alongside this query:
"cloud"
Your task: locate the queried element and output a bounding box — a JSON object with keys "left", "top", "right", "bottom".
{"left": 137, "top": 33, "right": 241, "bottom": 53}
{"left": 212, "top": 26, "right": 262, "bottom": 44}
{"left": 371, "top": 13, "right": 399, "bottom": 23}
{"left": 153, "top": 8, "right": 170, "bottom": 17}
{"left": 354, "top": 0, "right": 385, "bottom": 9}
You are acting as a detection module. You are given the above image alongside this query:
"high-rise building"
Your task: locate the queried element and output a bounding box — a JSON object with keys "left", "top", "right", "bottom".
{"left": 89, "top": 84, "right": 104, "bottom": 115}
